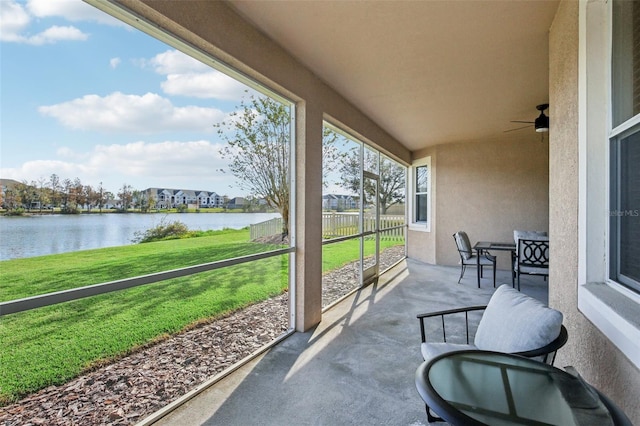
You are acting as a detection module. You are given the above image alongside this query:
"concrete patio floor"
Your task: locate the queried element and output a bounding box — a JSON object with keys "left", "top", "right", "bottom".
{"left": 148, "top": 259, "right": 551, "bottom": 426}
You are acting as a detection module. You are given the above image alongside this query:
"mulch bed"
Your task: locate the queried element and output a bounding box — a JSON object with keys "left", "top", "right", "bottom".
{"left": 0, "top": 245, "right": 404, "bottom": 426}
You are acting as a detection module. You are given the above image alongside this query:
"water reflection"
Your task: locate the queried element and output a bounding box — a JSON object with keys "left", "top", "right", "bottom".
{"left": 0, "top": 213, "right": 278, "bottom": 260}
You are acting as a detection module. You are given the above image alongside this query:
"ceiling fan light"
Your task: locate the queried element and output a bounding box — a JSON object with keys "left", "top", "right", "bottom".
{"left": 535, "top": 113, "right": 549, "bottom": 133}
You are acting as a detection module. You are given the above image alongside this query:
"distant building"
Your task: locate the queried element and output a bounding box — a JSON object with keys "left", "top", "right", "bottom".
{"left": 144, "top": 187, "right": 223, "bottom": 209}
{"left": 228, "top": 197, "right": 246, "bottom": 209}
{"left": 322, "top": 194, "right": 358, "bottom": 211}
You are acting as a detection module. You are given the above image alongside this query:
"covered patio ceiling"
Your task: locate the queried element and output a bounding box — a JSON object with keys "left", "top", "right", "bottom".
{"left": 227, "top": 0, "right": 560, "bottom": 151}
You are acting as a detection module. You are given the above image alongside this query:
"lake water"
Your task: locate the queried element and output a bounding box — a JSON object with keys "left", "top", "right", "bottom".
{"left": 0, "top": 212, "right": 279, "bottom": 261}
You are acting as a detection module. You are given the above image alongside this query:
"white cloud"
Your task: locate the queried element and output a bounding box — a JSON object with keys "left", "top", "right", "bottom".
{"left": 0, "top": 0, "right": 126, "bottom": 45}
{"left": 38, "top": 92, "right": 225, "bottom": 133}
{"left": 0, "top": 1, "right": 31, "bottom": 42}
{"left": 161, "top": 72, "right": 248, "bottom": 100}
{"left": 1, "top": 160, "right": 90, "bottom": 185}
{"left": 28, "top": 25, "right": 88, "bottom": 45}
{"left": 1, "top": 140, "right": 235, "bottom": 194}
{"left": 110, "top": 57, "right": 121, "bottom": 69}
{"left": 146, "top": 49, "right": 209, "bottom": 74}
{"left": 90, "top": 140, "right": 227, "bottom": 177}
{"left": 0, "top": 0, "right": 90, "bottom": 44}
{"left": 143, "top": 49, "right": 248, "bottom": 101}
{"left": 27, "top": 0, "right": 122, "bottom": 25}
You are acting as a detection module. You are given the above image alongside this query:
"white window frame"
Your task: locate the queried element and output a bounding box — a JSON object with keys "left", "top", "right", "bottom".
{"left": 409, "top": 157, "right": 431, "bottom": 232}
{"left": 577, "top": 0, "right": 640, "bottom": 369}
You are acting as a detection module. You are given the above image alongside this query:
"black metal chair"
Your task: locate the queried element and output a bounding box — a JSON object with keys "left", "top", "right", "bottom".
{"left": 417, "top": 284, "right": 568, "bottom": 423}
{"left": 452, "top": 231, "right": 496, "bottom": 288}
{"left": 512, "top": 238, "right": 549, "bottom": 290}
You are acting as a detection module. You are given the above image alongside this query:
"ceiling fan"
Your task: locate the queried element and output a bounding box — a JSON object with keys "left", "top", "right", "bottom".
{"left": 505, "top": 103, "right": 549, "bottom": 133}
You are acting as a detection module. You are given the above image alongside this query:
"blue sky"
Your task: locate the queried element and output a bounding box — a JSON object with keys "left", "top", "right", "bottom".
{"left": 0, "top": 0, "right": 262, "bottom": 196}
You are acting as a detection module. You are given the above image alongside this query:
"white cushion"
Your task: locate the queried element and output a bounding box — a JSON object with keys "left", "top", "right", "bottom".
{"left": 519, "top": 265, "right": 549, "bottom": 275}
{"left": 454, "top": 231, "right": 473, "bottom": 260}
{"left": 514, "top": 230, "right": 548, "bottom": 242}
{"left": 474, "top": 285, "right": 563, "bottom": 353}
{"left": 462, "top": 254, "right": 494, "bottom": 266}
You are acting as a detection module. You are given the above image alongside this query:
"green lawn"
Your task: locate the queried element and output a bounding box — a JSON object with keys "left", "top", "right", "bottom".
{"left": 0, "top": 229, "right": 288, "bottom": 404}
{"left": 321, "top": 236, "right": 403, "bottom": 272}
{"left": 0, "top": 230, "right": 403, "bottom": 404}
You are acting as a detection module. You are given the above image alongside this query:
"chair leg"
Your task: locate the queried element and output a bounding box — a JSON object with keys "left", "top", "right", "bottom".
{"left": 426, "top": 403, "right": 444, "bottom": 423}
{"left": 458, "top": 264, "right": 466, "bottom": 284}
{"left": 476, "top": 265, "right": 481, "bottom": 288}
{"left": 492, "top": 261, "right": 496, "bottom": 288}
{"left": 517, "top": 273, "right": 521, "bottom": 291}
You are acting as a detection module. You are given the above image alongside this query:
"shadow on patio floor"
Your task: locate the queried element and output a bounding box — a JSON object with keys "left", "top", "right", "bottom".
{"left": 150, "top": 259, "right": 550, "bottom": 426}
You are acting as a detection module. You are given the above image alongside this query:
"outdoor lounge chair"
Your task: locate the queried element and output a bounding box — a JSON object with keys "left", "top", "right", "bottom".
{"left": 453, "top": 231, "right": 496, "bottom": 288}
{"left": 416, "top": 284, "right": 568, "bottom": 422}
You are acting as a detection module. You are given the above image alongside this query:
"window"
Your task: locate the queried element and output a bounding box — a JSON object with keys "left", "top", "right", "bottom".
{"left": 578, "top": 0, "right": 640, "bottom": 369}
{"left": 415, "top": 165, "right": 428, "bottom": 222}
{"left": 1, "top": 0, "right": 296, "bottom": 411}
{"left": 321, "top": 122, "right": 406, "bottom": 306}
{"left": 410, "top": 157, "right": 430, "bottom": 230}
{"left": 612, "top": 0, "right": 640, "bottom": 128}
{"left": 610, "top": 0, "right": 640, "bottom": 293}
{"left": 610, "top": 130, "right": 640, "bottom": 292}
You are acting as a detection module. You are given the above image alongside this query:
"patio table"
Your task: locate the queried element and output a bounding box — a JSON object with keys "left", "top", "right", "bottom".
{"left": 415, "top": 350, "right": 632, "bottom": 425}
{"left": 473, "top": 241, "right": 516, "bottom": 285}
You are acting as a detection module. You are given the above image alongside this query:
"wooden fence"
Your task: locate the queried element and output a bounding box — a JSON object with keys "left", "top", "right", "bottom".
{"left": 250, "top": 213, "right": 405, "bottom": 241}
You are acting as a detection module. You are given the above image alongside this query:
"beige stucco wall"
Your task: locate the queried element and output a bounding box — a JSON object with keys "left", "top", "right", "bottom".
{"left": 408, "top": 134, "right": 549, "bottom": 271}
{"left": 549, "top": 1, "right": 640, "bottom": 422}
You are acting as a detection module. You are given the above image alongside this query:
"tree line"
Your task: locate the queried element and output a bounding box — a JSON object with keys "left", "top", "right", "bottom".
{"left": 1, "top": 176, "right": 149, "bottom": 214}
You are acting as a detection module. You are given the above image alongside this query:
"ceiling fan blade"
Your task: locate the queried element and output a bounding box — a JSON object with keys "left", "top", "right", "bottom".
{"left": 510, "top": 120, "right": 535, "bottom": 124}
{"left": 504, "top": 124, "right": 533, "bottom": 133}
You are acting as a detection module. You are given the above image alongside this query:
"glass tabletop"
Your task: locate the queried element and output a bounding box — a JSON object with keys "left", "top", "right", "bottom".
{"left": 419, "top": 351, "right": 614, "bottom": 426}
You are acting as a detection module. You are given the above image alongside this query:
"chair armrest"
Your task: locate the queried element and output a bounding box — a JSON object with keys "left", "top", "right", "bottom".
{"left": 481, "top": 253, "right": 496, "bottom": 262}
{"left": 474, "top": 248, "right": 496, "bottom": 263}
{"left": 513, "top": 325, "right": 568, "bottom": 365}
{"left": 417, "top": 305, "right": 487, "bottom": 344}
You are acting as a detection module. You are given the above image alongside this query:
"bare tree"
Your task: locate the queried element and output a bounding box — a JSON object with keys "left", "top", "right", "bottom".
{"left": 217, "top": 96, "right": 343, "bottom": 236}
{"left": 36, "top": 177, "right": 49, "bottom": 213}
{"left": 339, "top": 151, "right": 405, "bottom": 214}
{"left": 48, "top": 174, "right": 61, "bottom": 209}
{"left": 81, "top": 185, "right": 95, "bottom": 211}
{"left": 72, "top": 178, "right": 84, "bottom": 211}
{"left": 61, "top": 178, "right": 73, "bottom": 211}
{"left": 217, "top": 96, "right": 292, "bottom": 235}
{"left": 118, "top": 184, "right": 133, "bottom": 212}
{"left": 95, "top": 182, "right": 106, "bottom": 212}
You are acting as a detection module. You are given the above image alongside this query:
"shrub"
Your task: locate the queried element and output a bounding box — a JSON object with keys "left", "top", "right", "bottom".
{"left": 60, "top": 206, "right": 81, "bottom": 214}
{"left": 132, "top": 219, "right": 190, "bottom": 243}
{"left": 4, "top": 208, "right": 25, "bottom": 216}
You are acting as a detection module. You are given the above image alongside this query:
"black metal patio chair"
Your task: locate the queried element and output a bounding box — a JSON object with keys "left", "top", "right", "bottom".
{"left": 453, "top": 231, "right": 496, "bottom": 288}
{"left": 416, "top": 284, "right": 568, "bottom": 423}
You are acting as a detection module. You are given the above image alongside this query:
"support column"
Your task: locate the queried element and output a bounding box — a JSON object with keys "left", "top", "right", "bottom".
{"left": 294, "top": 102, "right": 323, "bottom": 331}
